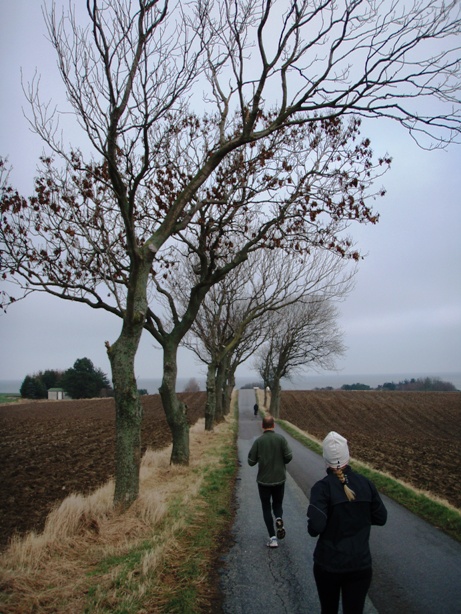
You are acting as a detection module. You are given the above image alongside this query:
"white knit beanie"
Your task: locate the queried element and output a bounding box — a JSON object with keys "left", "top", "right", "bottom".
{"left": 322, "top": 431, "right": 350, "bottom": 468}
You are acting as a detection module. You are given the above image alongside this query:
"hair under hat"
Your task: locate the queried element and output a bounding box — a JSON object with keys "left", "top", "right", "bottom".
{"left": 322, "top": 431, "right": 350, "bottom": 468}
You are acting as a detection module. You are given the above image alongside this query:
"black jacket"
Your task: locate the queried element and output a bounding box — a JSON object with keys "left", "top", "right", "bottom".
{"left": 307, "top": 466, "right": 387, "bottom": 572}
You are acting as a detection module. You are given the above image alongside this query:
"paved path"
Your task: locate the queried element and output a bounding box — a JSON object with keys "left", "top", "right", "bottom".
{"left": 220, "top": 389, "right": 461, "bottom": 614}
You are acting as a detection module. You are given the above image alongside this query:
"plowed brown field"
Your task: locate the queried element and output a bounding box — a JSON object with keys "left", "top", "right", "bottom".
{"left": 280, "top": 390, "right": 461, "bottom": 510}
{"left": 0, "top": 392, "right": 206, "bottom": 550}
{"left": 2, "top": 390, "right": 460, "bottom": 551}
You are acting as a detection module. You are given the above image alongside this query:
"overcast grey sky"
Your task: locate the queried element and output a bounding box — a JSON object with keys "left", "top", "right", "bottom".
{"left": 1, "top": 2, "right": 460, "bottom": 386}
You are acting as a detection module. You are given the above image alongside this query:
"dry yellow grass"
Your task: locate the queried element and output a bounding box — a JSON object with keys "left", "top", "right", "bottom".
{"left": 0, "top": 416, "right": 234, "bottom": 614}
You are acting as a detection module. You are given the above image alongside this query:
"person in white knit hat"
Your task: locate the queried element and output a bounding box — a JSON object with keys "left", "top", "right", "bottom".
{"left": 307, "top": 431, "right": 387, "bottom": 614}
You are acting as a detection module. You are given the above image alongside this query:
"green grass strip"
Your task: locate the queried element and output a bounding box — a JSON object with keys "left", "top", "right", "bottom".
{"left": 159, "top": 407, "right": 238, "bottom": 613}
{"left": 0, "top": 393, "right": 21, "bottom": 404}
{"left": 278, "top": 419, "right": 461, "bottom": 544}
{"left": 83, "top": 406, "right": 238, "bottom": 613}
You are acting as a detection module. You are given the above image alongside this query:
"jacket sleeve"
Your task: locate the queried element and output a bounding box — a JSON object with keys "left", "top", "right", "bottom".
{"left": 248, "top": 440, "right": 258, "bottom": 466}
{"left": 283, "top": 438, "right": 293, "bottom": 464}
{"left": 307, "top": 480, "right": 329, "bottom": 537}
{"left": 369, "top": 481, "right": 388, "bottom": 526}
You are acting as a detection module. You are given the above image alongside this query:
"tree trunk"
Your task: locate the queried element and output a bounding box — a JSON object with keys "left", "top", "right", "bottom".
{"left": 205, "top": 362, "right": 216, "bottom": 431}
{"left": 108, "top": 323, "right": 144, "bottom": 508}
{"left": 107, "top": 260, "right": 151, "bottom": 508}
{"left": 159, "top": 341, "right": 190, "bottom": 464}
{"left": 214, "top": 362, "right": 226, "bottom": 423}
{"left": 264, "top": 385, "right": 271, "bottom": 408}
{"left": 269, "top": 378, "right": 281, "bottom": 418}
{"left": 223, "top": 369, "right": 235, "bottom": 415}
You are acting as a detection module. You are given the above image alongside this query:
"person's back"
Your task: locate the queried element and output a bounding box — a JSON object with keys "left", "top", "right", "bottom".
{"left": 308, "top": 466, "right": 387, "bottom": 572}
{"left": 248, "top": 415, "right": 293, "bottom": 547}
{"left": 248, "top": 428, "right": 292, "bottom": 485}
{"left": 307, "top": 431, "right": 387, "bottom": 613}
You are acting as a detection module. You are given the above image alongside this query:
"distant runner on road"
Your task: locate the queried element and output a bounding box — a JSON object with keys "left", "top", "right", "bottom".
{"left": 307, "top": 431, "right": 387, "bottom": 614}
{"left": 248, "top": 415, "right": 293, "bottom": 548}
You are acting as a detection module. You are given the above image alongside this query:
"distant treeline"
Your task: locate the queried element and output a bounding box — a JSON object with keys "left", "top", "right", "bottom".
{"left": 245, "top": 376, "right": 458, "bottom": 393}
{"left": 240, "top": 382, "right": 264, "bottom": 389}
{"left": 339, "top": 377, "right": 457, "bottom": 392}
{"left": 19, "top": 358, "right": 112, "bottom": 399}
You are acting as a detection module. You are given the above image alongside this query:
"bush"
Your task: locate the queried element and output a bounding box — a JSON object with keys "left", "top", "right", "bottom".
{"left": 341, "top": 383, "right": 371, "bottom": 391}
{"left": 61, "top": 357, "right": 111, "bottom": 399}
{"left": 20, "top": 375, "right": 47, "bottom": 399}
{"left": 183, "top": 378, "right": 200, "bottom": 392}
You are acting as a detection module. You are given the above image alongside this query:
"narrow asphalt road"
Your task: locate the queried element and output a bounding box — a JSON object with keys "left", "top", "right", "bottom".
{"left": 219, "top": 389, "right": 461, "bottom": 614}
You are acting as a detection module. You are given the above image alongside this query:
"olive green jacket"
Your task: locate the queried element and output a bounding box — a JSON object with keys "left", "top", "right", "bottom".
{"left": 248, "top": 430, "right": 293, "bottom": 485}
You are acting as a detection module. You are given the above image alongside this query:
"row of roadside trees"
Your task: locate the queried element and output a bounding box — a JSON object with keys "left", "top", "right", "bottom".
{"left": 1, "top": 1, "right": 460, "bottom": 508}
{"left": 176, "top": 248, "right": 352, "bottom": 423}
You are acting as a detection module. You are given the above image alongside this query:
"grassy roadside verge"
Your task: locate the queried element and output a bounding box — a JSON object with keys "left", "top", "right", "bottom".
{"left": 278, "top": 419, "right": 461, "bottom": 544}
{"left": 147, "top": 400, "right": 238, "bottom": 613}
{"left": 0, "top": 398, "right": 238, "bottom": 613}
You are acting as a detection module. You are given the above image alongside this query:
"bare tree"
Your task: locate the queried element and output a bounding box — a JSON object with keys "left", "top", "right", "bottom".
{"left": 139, "top": 113, "right": 388, "bottom": 452}
{"left": 0, "top": 98, "right": 385, "bottom": 472}
{"left": 180, "top": 271, "right": 260, "bottom": 430}
{"left": 181, "top": 253, "right": 289, "bottom": 430}
{"left": 1, "top": 0, "right": 460, "bottom": 506}
{"left": 255, "top": 299, "right": 346, "bottom": 417}
{"left": 179, "top": 249, "right": 354, "bottom": 428}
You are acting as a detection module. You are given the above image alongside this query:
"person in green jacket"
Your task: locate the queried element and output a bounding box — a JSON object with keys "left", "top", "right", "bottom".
{"left": 248, "top": 415, "right": 293, "bottom": 548}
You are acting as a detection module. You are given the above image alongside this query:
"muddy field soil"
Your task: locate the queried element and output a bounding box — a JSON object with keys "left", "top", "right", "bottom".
{"left": 280, "top": 390, "right": 461, "bottom": 510}
{"left": 0, "top": 393, "right": 206, "bottom": 550}
{"left": 2, "top": 389, "right": 460, "bottom": 551}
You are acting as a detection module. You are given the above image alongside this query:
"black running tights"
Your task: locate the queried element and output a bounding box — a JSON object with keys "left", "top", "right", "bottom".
{"left": 313, "top": 564, "right": 372, "bottom": 614}
{"left": 257, "top": 483, "right": 285, "bottom": 537}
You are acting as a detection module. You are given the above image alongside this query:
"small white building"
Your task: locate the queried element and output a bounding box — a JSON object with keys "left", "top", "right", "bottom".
{"left": 48, "top": 388, "right": 65, "bottom": 400}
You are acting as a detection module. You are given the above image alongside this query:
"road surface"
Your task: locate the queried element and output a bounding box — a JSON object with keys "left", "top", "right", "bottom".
{"left": 219, "top": 389, "right": 461, "bottom": 613}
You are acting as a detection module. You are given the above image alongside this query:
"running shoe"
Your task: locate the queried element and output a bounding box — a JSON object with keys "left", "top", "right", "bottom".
{"left": 276, "top": 517, "right": 286, "bottom": 540}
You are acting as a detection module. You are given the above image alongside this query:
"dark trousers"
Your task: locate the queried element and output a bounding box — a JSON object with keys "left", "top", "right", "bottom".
{"left": 257, "top": 483, "right": 285, "bottom": 537}
{"left": 313, "top": 564, "right": 372, "bottom": 614}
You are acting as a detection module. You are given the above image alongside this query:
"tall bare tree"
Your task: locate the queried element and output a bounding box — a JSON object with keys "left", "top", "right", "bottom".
{"left": 179, "top": 249, "right": 354, "bottom": 427}
{"left": 0, "top": 100, "right": 384, "bottom": 471}
{"left": 139, "top": 114, "right": 387, "bottom": 452}
{"left": 180, "top": 268, "right": 260, "bottom": 430}
{"left": 181, "top": 252, "right": 301, "bottom": 429}
{"left": 255, "top": 299, "right": 346, "bottom": 417}
{"left": 1, "top": 0, "right": 460, "bottom": 506}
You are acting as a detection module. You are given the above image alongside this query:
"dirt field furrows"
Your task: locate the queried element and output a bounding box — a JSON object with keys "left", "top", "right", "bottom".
{"left": 0, "top": 392, "right": 206, "bottom": 549}
{"left": 1, "top": 390, "right": 460, "bottom": 550}
{"left": 280, "top": 390, "right": 461, "bottom": 510}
